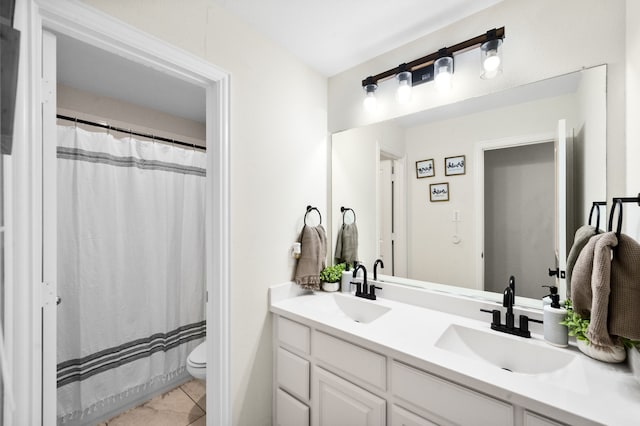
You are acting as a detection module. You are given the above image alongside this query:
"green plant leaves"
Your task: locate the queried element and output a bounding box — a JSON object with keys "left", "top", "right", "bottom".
{"left": 320, "top": 263, "right": 346, "bottom": 283}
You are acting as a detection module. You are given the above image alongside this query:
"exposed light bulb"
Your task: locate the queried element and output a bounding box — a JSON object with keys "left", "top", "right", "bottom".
{"left": 435, "top": 70, "right": 452, "bottom": 92}
{"left": 481, "top": 38, "right": 503, "bottom": 79}
{"left": 434, "top": 55, "right": 453, "bottom": 93}
{"left": 483, "top": 50, "right": 501, "bottom": 72}
{"left": 362, "top": 79, "right": 378, "bottom": 112}
{"left": 363, "top": 91, "right": 377, "bottom": 112}
{"left": 396, "top": 70, "right": 412, "bottom": 104}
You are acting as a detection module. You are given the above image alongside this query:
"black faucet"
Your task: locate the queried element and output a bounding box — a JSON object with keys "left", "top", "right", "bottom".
{"left": 503, "top": 276, "right": 515, "bottom": 329}
{"left": 352, "top": 264, "right": 368, "bottom": 295}
{"left": 373, "top": 259, "right": 384, "bottom": 281}
{"left": 351, "top": 264, "right": 382, "bottom": 300}
{"left": 480, "top": 275, "right": 542, "bottom": 338}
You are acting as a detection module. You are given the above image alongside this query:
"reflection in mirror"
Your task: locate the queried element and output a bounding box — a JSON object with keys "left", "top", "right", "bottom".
{"left": 331, "top": 65, "right": 606, "bottom": 308}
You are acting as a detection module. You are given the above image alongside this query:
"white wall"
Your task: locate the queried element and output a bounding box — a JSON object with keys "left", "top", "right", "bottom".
{"left": 626, "top": 1, "right": 640, "bottom": 239}
{"left": 405, "top": 93, "right": 578, "bottom": 289}
{"left": 328, "top": 0, "right": 626, "bottom": 205}
{"left": 79, "top": 1, "right": 327, "bottom": 425}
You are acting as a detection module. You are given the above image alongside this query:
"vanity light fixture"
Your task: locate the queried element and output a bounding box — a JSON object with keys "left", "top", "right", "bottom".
{"left": 361, "top": 27, "right": 505, "bottom": 109}
{"left": 395, "top": 63, "right": 412, "bottom": 104}
{"left": 363, "top": 76, "right": 378, "bottom": 112}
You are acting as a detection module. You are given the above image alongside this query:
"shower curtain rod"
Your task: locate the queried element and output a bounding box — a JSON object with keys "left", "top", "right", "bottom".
{"left": 56, "top": 114, "right": 206, "bottom": 151}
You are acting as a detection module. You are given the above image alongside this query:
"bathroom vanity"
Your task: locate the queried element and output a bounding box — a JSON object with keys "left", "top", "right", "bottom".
{"left": 270, "top": 282, "right": 640, "bottom": 426}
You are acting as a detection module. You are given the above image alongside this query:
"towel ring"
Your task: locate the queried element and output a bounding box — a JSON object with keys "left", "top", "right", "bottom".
{"left": 607, "top": 198, "right": 623, "bottom": 239}
{"left": 588, "top": 201, "right": 606, "bottom": 234}
{"left": 341, "top": 206, "right": 356, "bottom": 225}
{"left": 304, "top": 205, "right": 322, "bottom": 226}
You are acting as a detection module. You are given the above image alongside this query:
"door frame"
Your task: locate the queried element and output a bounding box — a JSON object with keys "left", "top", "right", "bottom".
{"left": 13, "top": 1, "right": 231, "bottom": 424}
{"left": 473, "top": 132, "right": 554, "bottom": 293}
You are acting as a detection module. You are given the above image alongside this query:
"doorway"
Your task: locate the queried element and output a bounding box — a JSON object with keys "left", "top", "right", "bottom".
{"left": 483, "top": 142, "right": 556, "bottom": 298}
{"left": 16, "top": 2, "right": 230, "bottom": 425}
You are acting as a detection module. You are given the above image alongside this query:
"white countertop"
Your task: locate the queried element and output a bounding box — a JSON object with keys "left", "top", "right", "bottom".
{"left": 270, "top": 284, "right": 640, "bottom": 425}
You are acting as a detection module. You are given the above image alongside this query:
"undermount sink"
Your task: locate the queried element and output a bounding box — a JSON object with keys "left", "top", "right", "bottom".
{"left": 435, "top": 324, "right": 576, "bottom": 375}
{"left": 333, "top": 293, "right": 391, "bottom": 324}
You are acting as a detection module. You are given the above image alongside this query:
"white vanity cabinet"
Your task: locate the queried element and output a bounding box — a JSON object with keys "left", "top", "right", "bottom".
{"left": 273, "top": 314, "right": 519, "bottom": 426}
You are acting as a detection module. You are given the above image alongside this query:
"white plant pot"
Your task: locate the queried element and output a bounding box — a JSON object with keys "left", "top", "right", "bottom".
{"left": 629, "top": 346, "right": 640, "bottom": 385}
{"left": 576, "top": 339, "right": 626, "bottom": 363}
{"left": 322, "top": 281, "right": 339, "bottom": 292}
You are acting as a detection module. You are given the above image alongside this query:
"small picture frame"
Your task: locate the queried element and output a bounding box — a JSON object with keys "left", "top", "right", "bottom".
{"left": 445, "top": 155, "right": 466, "bottom": 176}
{"left": 416, "top": 159, "right": 435, "bottom": 178}
{"left": 430, "top": 182, "right": 449, "bottom": 202}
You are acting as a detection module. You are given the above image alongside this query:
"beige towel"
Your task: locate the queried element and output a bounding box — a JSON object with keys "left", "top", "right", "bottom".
{"left": 608, "top": 233, "right": 640, "bottom": 340}
{"left": 565, "top": 225, "right": 596, "bottom": 298}
{"left": 571, "top": 232, "right": 618, "bottom": 349}
{"left": 294, "top": 225, "right": 327, "bottom": 290}
{"left": 334, "top": 223, "right": 358, "bottom": 265}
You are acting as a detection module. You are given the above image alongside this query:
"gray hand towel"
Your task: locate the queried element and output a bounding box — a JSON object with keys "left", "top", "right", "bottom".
{"left": 571, "top": 232, "right": 618, "bottom": 349}
{"left": 294, "top": 225, "right": 327, "bottom": 291}
{"left": 608, "top": 233, "right": 640, "bottom": 340}
{"left": 334, "top": 223, "right": 358, "bottom": 265}
{"left": 566, "top": 225, "right": 597, "bottom": 298}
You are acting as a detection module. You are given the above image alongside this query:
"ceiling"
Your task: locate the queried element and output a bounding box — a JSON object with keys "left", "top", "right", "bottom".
{"left": 211, "top": 0, "right": 505, "bottom": 76}
{"left": 56, "top": 1, "right": 504, "bottom": 123}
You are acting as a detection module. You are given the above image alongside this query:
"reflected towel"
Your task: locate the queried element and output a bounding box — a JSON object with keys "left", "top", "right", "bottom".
{"left": 566, "top": 225, "right": 597, "bottom": 298}
{"left": 334, "top": 223, "right": 358, "bottom": 265}
{"left": 294, "top": 225, "right": 327, "bottom": 290}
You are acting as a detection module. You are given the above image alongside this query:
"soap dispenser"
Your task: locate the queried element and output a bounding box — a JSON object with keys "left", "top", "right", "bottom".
{"left": 341, "top": 262, "right": 353, "bottom": 293}
{"left": 542, "top": 286, "right": 568, "bottom": 347}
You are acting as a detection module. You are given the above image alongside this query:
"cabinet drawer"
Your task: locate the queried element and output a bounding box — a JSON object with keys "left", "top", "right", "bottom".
{"left": 392, "top": 361, "right": 513, "bottom": 426}
{"left": 524, "top": 411, "right": 565, "bottom": 426}
{"left": 278, "top": 316, "right": 310, "bottom": 355}
{"left": 391, "top": 404, "right": 438, "bottom": 426}
{"left": 276, "top": 388, "right": 309, "bottom": 426}
{"left": 314, "top": 331, "right": 386, "bottom": 391}
{"left": 277, "top": 347, "right": 310, "bottom": 401}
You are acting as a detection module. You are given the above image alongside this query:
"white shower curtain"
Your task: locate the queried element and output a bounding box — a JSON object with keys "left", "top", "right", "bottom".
{"left": 55, "top": 126, "right": 206, "bottom": 423}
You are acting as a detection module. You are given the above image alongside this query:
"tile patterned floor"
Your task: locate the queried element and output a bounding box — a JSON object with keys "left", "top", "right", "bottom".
{"left": 97, "top": 379, "right": 206, "bottom": 425}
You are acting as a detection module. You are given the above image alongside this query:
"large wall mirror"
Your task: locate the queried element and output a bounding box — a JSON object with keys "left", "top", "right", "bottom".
{"left": 331, "top": 65, "right": 606, "bottom": 308}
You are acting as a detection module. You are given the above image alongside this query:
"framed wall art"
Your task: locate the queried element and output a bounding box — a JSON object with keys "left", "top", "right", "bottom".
{"left": 416, "top": 158, "right": 435, "bottom": 178}
{"left": 430, "top": 182, "right": 449, "bottom": 202}
{"left": 445, "top": 155, "right": 465, "bottom": 176}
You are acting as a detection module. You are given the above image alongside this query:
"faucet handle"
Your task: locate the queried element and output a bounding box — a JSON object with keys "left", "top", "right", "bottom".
{"left": 362, "top": 282, "right": 369, "bottom": 295}
{"left": 480, "top": 309, "right": 501, "bottom": 326}
{"left": 370, "top": 285, "right": 382, "bottom": 296}
{"left": 350, "top": 281, "right": 362, "bottom": 295}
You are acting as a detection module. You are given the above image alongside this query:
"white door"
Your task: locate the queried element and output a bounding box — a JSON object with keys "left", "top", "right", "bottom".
{"left": 314, "top": 367, "right": 385, "bottom": 426}
{"left": 379, "top": 160, "right": 393, "bottom": 272}
{"left": 41, "top": 30, "right": 58, "bottom": 425}
{"left": 554, "top": 119, "right": 572, "bottom": 297}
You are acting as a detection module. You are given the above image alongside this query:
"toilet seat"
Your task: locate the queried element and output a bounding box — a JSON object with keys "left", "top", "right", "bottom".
{"left": 187, "top": 341, "right": 206, "bottom": 380}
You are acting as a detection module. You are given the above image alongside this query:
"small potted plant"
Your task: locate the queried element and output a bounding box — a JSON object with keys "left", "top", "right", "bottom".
{"left": 561, "top": 299, "right": 627, "bottom": 363}
{"left": 320, "top": 263, "right": 346, "bottom": 292}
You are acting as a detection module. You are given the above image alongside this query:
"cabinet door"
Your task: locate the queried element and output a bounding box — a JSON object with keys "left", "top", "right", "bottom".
{"left": 315, "top": 367, "right": 385, "bottom": 426}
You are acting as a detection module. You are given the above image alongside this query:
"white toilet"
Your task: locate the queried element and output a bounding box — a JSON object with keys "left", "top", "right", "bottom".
{"left": 187, "top": 341, "right": 206, "bottom": 380}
